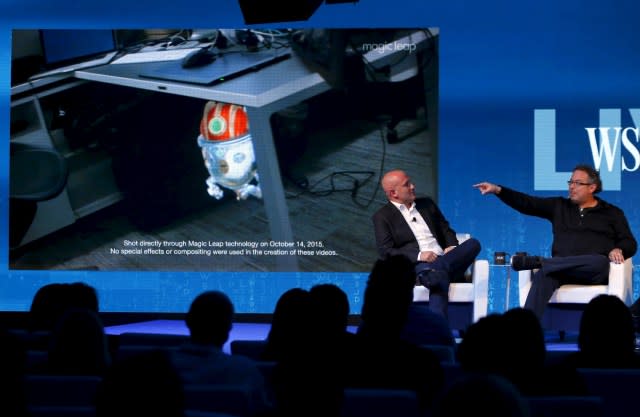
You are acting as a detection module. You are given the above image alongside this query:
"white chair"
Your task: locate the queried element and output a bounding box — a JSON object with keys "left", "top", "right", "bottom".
{"left": 413, "top": 233, "right": 490, "bottom": 328}
{"left": 517, "top": 258, "right": 633, "bottom": 331}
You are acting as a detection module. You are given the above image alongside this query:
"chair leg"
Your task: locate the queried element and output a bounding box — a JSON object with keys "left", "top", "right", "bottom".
{"left": 385, "top": 113, "right": 428, "bottom": 144}
{"left": 9, "top": 198, "right": 37, "bottom": 249}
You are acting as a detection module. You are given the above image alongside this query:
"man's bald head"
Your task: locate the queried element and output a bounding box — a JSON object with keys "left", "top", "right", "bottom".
{"left": 381, "top": 170, "right": 415, "bottom": 207}
{"left": 381, "top": 170, "right": 405, "bottom": 195}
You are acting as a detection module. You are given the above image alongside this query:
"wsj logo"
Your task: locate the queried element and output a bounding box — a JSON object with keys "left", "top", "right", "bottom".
{"left": 534, "top": 109, "right": 640, "bottom": 191}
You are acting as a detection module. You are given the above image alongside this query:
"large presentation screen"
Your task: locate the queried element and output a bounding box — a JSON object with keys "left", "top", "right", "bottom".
{"left": 6, "top": 25, "right": 438, "bottom": 313}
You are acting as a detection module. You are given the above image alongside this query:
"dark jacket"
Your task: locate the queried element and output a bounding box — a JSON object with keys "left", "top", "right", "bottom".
{"left": 372, "top": 197, "right": 459, "bottom": 261}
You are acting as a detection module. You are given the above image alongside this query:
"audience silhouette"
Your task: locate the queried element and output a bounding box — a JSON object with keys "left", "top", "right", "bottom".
{"left": 270, "top": 284, "right": 355, "bottom": 417}
{"left": 501, "top": 307, "right": 548, "bottom": 394}
{"left": 308, "top": 283, "right": 353, "bottom": 343}
{"left": 562, "top": 294, "right": 640, "bottom": 369}
{"left": 170, "top": 290, "right": 270, "bottom": 416}
{"left": 28, "top": 283, "right": 68, "bottom": 333}
{"left": 11, "top": 269, "right": 640, "bottom": 417}
{"left": 0, "top": 326, "right": 28, "bottom": 417}
{"left": 434, "top": 373, "right": 531, "bottom": 417}
{"left": 351, "top": 255, "right": 445, "bottom": 409}
{"left": 26, "top": 282, "right": 99, "bottom": 350}
{"left": 29, "top": 282, "right": 99, "bottom": 331}
{"left": 261, "top": 288, "right": 311, "bottom": 362}
{"left": 401, "top": 302, "right": 456, "bottom": 347}
{"left": 96, "top": 349, "right": 185, "bottom": 417}
{"left": 47, "top": 307, "right": 111, "bottom": 375}
{"left": 457, "top": 308, "right": 586, "bottom": 396}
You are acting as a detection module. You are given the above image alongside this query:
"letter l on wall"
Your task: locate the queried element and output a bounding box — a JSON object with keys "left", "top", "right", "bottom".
{"left": 534, "top": 109, "right": 622, "bottom": 191}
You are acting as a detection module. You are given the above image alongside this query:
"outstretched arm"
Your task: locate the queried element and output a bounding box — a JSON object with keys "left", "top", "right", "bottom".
{"left": 473, "top": 182, "right": 501, "bottom": 195}
{"left": 473, "top": 182, "right": 560, "bottom": 221}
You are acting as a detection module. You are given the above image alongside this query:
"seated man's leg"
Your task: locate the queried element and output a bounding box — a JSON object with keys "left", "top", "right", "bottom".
{"left": 414, "top": 238, "right": 481, "bottom": 277}
{"left": 424, "top": 278, "right": 450, "bottom": 319}
{"left": 631, "top": 297, "right": 640, "bottom": 334}
{"left": 414, "top": 238, "right": 481, "bottom": 318}
{"left": 419, "top": 238, "right": 481, "bottom": 281}
{"left": 442, "top": 238, "right": 482, "bottom": 280}
{"left": 415, "top": 263, "right": 450, "bottom": 318}
{"left": 524, "top": 254, "right": 610, "bottom": 321}
{"left": 415, "top": 260, "right": 450, "bottom": 318}
{"left": 524, "top": 269, "right": 561, "bottom": 321}
{"left": 542, "top": 254, "right": 610, "bottom": 284}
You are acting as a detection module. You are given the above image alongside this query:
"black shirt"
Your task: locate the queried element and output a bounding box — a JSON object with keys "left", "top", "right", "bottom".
{"left": 497, "top": 186, "right": 637, "bottom": 258}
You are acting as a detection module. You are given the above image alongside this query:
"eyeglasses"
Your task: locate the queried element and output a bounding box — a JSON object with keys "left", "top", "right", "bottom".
{"left": 567, "top": 180, "right": 593, "bottom": 187}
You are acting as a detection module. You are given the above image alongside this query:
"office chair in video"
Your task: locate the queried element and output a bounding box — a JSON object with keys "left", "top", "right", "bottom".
{"left": 9, "top": 142, "right": 69, "bottom": 248}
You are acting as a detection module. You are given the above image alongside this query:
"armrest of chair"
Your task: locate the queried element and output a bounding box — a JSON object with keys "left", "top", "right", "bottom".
{"left": 471, "top": 259, "right": 489, "bottom": 323}
{"left": 517, "top": 257, "right": 634, "bottom": 306}
{"left": 607, "top": 257, "right": 633, "bottom": 305}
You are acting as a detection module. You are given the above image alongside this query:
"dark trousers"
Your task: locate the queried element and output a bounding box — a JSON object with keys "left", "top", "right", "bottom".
{"left": 414, "top": 238, "right": 481, "bottom": 317}
{"left": 524, "top": 254, "right": 610, "bottom": 321}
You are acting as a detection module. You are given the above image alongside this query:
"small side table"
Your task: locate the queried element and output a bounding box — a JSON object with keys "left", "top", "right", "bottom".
{"left": 487, "top": 263, "right": 516, "bottom": 314}
{"left": 633, "top": 264, "right": 640, "bottom": 305}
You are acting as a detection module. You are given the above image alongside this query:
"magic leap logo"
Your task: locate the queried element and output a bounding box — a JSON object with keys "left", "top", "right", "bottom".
{"left": 534, "top": 109, "right": 640, "bottom": 191}
{"left": 360, "top": 41, "right": 418, "bottom": 54}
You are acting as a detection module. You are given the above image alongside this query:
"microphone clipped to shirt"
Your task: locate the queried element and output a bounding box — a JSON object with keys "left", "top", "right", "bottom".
{"left": 412, "top": 217, "right": 417, "bottom": 222}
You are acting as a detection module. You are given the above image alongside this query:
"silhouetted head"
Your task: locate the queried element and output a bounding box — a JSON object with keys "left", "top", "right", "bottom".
{"left": 457, "top": 313, "right": 508, "bottom": 375}
{"left": 264, "top": 288, "right": 311, "bottom": 361}
{"left": 270, "top": 286, "right": 345, "bottom": 417}
{"left": 359, "top": 255, "right": 416, "bottom": 338}
{"left": 185, "top": 291, "right": 234, "bottom": 347}
{"left": 29, "top": 283, "right": 67, "bottom": 331}
{"left": 501, "top": 308, "right": 547, "bottom": 392}
{"left": 29, "top": 282, "right": 99, "bottom": 332}
{"left": 271, "top": 288, "right": 311, "bottom": 331}
{"left": 578, "top": 294, "right": 636, "bottom": 358}
{"left": 309, "top": 283, "right": 350, "bottom": 336}
{"left": 67, "top": 282, "right": 99, "bottom": 312}
{"left": 503, "top": 307, "right": 546, "bottom": 368}
{"left": 458, "top": 308, "right": 546, "bottom": 389}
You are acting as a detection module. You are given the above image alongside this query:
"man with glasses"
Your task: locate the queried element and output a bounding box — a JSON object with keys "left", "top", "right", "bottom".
{"left": 474, "top": 164, "right": 637, "bottom": 320}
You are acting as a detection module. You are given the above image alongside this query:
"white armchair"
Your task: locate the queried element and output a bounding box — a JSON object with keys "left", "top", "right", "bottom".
{"left": 413, "top": 233, "right": 490, "bottom": 327}
{"left": 517, "top": 258, "right": 633, "bottom": 331}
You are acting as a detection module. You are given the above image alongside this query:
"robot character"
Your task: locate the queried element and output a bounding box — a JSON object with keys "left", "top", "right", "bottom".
{"left": 197, "top": 101, "right": 262, "bottom": 200}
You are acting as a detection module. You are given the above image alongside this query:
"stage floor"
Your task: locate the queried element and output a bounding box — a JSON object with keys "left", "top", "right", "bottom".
{"left": 104, "top": 320, "right": 578, "bottom": 354}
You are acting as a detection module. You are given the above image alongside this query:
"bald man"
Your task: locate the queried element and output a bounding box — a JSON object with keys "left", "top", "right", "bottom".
{"left": 372, "top": 170, "right": 481, "bottom": 318}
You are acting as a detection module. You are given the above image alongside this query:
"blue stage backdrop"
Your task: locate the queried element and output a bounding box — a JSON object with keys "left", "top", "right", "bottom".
{"left": 1, "top": 1, "right": 639, "bottom": 314}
